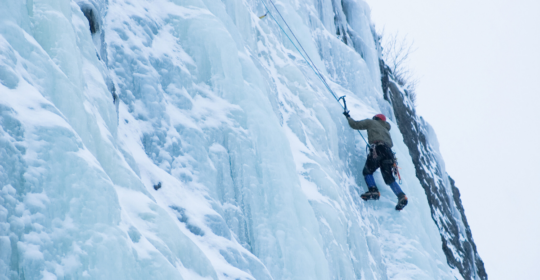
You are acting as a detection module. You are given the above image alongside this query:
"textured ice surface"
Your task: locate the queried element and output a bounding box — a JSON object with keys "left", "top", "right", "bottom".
{"left": 1, "top": 0, "right": 456, "bottom": 279}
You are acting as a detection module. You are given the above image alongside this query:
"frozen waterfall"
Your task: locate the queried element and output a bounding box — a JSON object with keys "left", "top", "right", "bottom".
{"left": 0, "top": 0, "right": 469, "bottom": 279}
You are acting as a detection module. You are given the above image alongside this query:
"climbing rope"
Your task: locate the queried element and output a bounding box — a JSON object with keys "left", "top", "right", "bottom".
{"left": 259, "top": 0, "right": 370, "bottom": 146}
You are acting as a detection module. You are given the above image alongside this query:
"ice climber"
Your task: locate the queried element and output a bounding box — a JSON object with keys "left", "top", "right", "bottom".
{"left": 343, "top": 112, "right": 408, "bottom": 210}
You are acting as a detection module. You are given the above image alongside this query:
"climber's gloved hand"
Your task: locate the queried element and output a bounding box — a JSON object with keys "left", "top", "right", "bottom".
{"left": 343, "top": 110, "right": 350, "bottom": 118}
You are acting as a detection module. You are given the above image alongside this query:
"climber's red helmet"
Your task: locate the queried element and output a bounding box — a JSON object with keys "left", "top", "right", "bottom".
{"left": 373, "top": 114, "right": 387, "bottom": 122}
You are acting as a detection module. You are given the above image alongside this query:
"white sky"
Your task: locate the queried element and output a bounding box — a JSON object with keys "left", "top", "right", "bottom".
{"left": 362, "top": 0, "right": 540, "bottom": 279}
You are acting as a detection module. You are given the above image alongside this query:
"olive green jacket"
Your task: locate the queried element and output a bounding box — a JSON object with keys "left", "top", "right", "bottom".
{"left": 347, "top": 117, "right": 393, "bottom": 147}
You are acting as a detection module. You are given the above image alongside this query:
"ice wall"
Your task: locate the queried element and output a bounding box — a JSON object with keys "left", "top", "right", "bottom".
{"left": 1, "top": 0, "right": 465, "bottom": 279}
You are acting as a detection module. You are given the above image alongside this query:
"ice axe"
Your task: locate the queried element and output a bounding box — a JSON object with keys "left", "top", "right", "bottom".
{"left": 338, "top": 96, "right": 350, "bottom": 117}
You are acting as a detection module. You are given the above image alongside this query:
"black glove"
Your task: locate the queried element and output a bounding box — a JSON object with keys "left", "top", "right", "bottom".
{"left": 343, "top": 110, "right": 350, "bottom": 118}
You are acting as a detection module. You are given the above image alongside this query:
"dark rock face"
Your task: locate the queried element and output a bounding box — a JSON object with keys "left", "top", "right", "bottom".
{"left": 449, "top": 177, "right": 488, "bottom": 279}
{"left": 380, "top": 61, "right": 487, "bottom": 280}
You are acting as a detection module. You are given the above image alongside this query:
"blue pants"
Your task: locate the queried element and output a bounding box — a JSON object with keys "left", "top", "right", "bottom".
{"left": 363, "top": 144, "right": 404, "bottom": 196}
{"left": 364, "top": 175, "right": 403, "bottom": 196}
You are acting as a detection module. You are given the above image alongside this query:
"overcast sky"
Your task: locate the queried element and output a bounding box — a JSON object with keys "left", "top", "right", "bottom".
{"left": 362, "top": 0, "right": 540, "bottom": 279}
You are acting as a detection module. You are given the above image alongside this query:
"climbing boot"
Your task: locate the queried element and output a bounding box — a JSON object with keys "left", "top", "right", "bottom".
{"left": 361, "top": 187, "right": 380, "bottom": 201}
{"left": 395, "top": 193, "right": 408, "bottom": 211}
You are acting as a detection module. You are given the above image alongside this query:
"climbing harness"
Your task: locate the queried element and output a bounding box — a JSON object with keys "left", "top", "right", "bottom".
{"left": 366, "top": 142, "right": 402, "bottom": 183}
{"left": 259, "top": 0, "right": 368, "bottom": 146}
